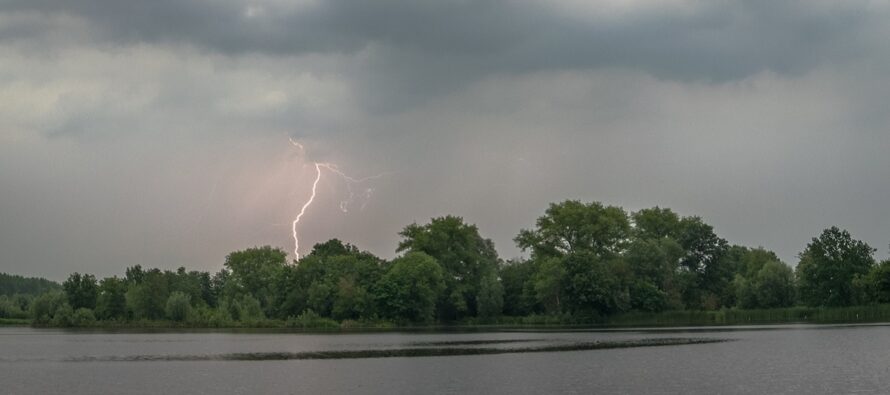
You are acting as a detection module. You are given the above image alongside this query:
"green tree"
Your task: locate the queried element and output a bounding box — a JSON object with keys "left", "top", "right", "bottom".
{"left": 676, "top": 217, "right": 730, "bottom": 309}
{"left": 476, "top": 270, "right": 504, "bottom": 319}
{"left": 516, "top": 200, "right": 630, "bottom": 259}
{"left": 221, "top": 294, "right": 265, "bottom": 322}
{"left": 624, "top": 237, "right": 684, "bottom": 310}
{"left": 865, "top": 260, "right": 890, "bottom": 303}
{"left": 126, "top": 269, "right": 169, "bottom": 320}
{"left": 51, "top": 303, "right": 75, "bottom": 327}
{"left": 561, "top": 252, "right": 629, "bottom": 316}
{"left": 0, "top": 273, "right": 61, "bottom": 296}
{"left": 29, "top": 291, "right": 67, "bottom": 323}
{"left": 165, "top": 291, "right": 192, "bottom": 322}
{"left": 628, "top": 280, "right": 668, "bottom": 312}
{"left": 0, "top": 295, "right": 26, "bottom": 319}
{"left": 752, "top": 261, "right": 795, "bottom": 308}
{"left": 374, "top": 252, "right": 445, "bottom": 323}
{"left": 533, "top": 257, "right": 565, "bottom": 313}
{"left": 72, "top": 308, "right": 96, "bottom": 326}
{"left": 732, "top": 275, "right": 757, "bottom": 309}
{"left": 498, "top": 259, "right": 539, "bottom": 316}
{"left": 275, "top": 240, "right": 384, "bottom": 320}
{"left": 125, "top": 265, "right": 145, "bottom": 284}
{"left": 307, "top": 282, "right": 334, "bottom": 316}
{"left": 95, "top": 277, "right": 127, "bottom": 320}
{"left": 398, "top": 216, "right": 500, "bottom": 320}
{"left": 625, "top": 238, "right": 681, "bottom": 287}
{"left": 223, "top": 246, "right": 288, "bottom": 315}
{"left": 796, "top": 227, "right": 876, "bottom": 307}
{"left": 62, "top": 273, "right": 98, "bottom": 310}
{"left": 168, "top": 267, "right": 214, "bottom": 307}
{"left": 331, "top": 277, "right": 372, "bottom": 321}
{"left": 734, "top": 247, "right": 782, "bottom": 279}
{"left": 632, "top": 207, "right": 682, "bottom": 240}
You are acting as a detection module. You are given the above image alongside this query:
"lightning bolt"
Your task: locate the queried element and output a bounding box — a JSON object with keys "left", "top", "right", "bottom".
{"left": 289, "top": 138, "right": 389, "bottom": 259}
{"left": 291, "top": 162, "right": 322, "bottom": 259}
{"left": 288, "top": 137, "right": 305, "bottom": 151}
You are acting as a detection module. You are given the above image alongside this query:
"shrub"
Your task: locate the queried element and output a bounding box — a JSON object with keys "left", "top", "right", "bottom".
{"left": 29, "top": 292, "right": 67, "bottom": 324}
{"left": 51, "top": 303, "right": 74, "bottom": 327}
{"left": 72, "top": 308, "right": 96, "bottom": 326}
{"left": 0, "top": 296, "right": 26, "bottom": 319}
{"left": 286, "top": 310, "right": 340, "bottom": 329}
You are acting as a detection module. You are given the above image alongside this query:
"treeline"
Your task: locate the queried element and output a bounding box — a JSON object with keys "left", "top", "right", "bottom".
{"left": 0, "top": 274, "right": 61, "bottom": 320}
{"left": 5, "top": 200, "right": 890, "bottom": 327}
{"left": 0, "top": 273, "right": 60, "bottom": 296}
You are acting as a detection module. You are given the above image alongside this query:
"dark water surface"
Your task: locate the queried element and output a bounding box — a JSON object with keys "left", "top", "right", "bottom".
{"left": 2, "top": 324, "right": 889, "bottom": 394}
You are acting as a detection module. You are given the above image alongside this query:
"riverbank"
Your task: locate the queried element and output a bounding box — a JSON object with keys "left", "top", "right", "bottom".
{"left": 605, "top": 304, "right": 890, "bottom": 327}
{"left": 18, "top": 303, "right": 890, "bottom": 330}
{"left": 0, "top": 318, "right": 29, "bottom": 326}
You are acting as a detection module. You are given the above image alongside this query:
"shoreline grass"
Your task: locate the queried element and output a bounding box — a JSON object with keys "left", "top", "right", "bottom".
{"left": 19, "top": 304, "right": 890, "bottom": 331}
{"left": 605, "top": 304, "right": 890, "bottom": 327}
{"left": 0, "top": 318, "right": 30, "bottom": 326}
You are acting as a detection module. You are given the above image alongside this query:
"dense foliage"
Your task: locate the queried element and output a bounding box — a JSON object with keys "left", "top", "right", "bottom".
{"left": 0, "top": 273, "right": 60, "bottom": 296}
{"left": 4, "top": 200, "right": 889, "bottom": 327}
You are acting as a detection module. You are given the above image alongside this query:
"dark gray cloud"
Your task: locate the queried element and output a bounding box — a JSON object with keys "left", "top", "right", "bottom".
{"left": 1, "top": 1, "right": 890, "bottom": 280}
{"left": 1, "top": 0, "right": 877, "bottom": 110}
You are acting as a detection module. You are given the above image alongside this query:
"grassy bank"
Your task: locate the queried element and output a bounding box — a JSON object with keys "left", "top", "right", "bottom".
{"left": 20, "top": 304, "right": 890, "bottom": 330}
{"left": 605, "top": 304, "right": 890, "bottom": 327}
{"left": 0, "top": 318, "right": 30, "bottom": 326}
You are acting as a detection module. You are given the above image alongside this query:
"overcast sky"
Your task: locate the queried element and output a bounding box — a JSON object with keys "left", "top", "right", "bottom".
{"left": 2, "top": 0, "right": 890, "bottom": 280}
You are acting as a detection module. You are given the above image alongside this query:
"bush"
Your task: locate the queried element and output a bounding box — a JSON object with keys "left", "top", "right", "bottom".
{"left": 72, "top": 308, "right": 96, "bottom": 326}
{"left": 30, "top": 292, "right": 67, "bottom": 324}
{"left": 339, "top": 318, "right": 396, "bottom": 329}
{"left": 186, "top": 305, "right": 231, "bottom": 327}
{"left": 0, "top": 296, "right": 27, "bottom": 319}
{"left": 51, "top": 303, "right": 74, "bottom": 327}
{"left": 286, "top": 310, "right": 340, "bottom": 329}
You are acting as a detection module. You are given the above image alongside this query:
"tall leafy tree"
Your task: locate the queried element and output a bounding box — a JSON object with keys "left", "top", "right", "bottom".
{"left": 796, "top": 227, "right": 876, "bottom": 307}
{"left": 126, "top": 269, "right": 169, "bottom": 320}
{"left": 476, "top": 270, "right": 504, "bottom": 319}
{"left": 374, "top": 252, "right": 445, "bottom": 323}
{"left": 223, "top": 246, "right": 288, "bottom": 315}
{"left": 632, "top": 206, "right": 682, "bottom": 240}
{"left": 95, "top": 277, "right": 127, "bottom": 320}
{"left": 274, "top": 239, "right": 383, "bottom": 320}
{"left": 863, "top": 260, "right": 890, "bottom": 303}
{"left": 516, "top": 201, "right": 631, "bottom": 315}
{"left": 533, "top": 257, "right": 565, "bottom": 313}
{"left": 624, "top": 238, "right": 683, "bottom": 311}
{"left": 62, "top": 273, "right": 98, "bottom": 310}
{"left": 398, "top": 216, "right": 500, "bottom": 320}
{"left": 752, "top": 261, "right": 795, "bottom": 308}
{"left": 29, "top": 291, "right": 67, "bottom": 323}
{"left": 561, "top": 252, "right": 629, "bottom": 316}
{"left": 499, "top": 259, "right": 539, "bottom": 316}
{"left": 516, "top": 200, "right": 630, "bottom": 259}
{"left": 165, "top": 291, "right": 192, "bottom": 322}
{"left": 676, "top": 217, "right": 730, "bottom": 308}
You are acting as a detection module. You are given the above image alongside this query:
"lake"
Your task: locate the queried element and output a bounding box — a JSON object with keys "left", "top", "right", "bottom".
{"left": 2, "top": 324, "right": 889, "bottom": 394}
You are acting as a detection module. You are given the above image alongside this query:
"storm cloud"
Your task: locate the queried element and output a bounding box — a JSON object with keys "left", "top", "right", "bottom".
{"left": 1, "top": 0, "right": 889, "bottom": 279}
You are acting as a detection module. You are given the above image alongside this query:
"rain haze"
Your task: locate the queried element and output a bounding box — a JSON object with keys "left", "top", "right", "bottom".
{"left": 1, "top": 0, "right": 889, "bottom": 281}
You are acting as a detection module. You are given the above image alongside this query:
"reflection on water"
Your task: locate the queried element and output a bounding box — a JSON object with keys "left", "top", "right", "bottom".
{"left": 62, "top": 337, "right": 725, "bottom": 362}
{"left": 406, "top": 339, "right": 539, "bottom": 346}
